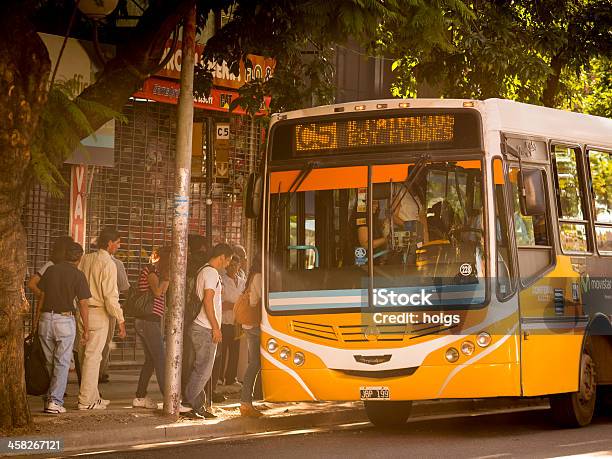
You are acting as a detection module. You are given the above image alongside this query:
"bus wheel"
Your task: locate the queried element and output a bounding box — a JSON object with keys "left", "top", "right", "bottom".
{"left": 364, "top": 400, "right": 412, "bottom": 428}
{"left": 550, "top": 346, "right": 597, "bottom": 427}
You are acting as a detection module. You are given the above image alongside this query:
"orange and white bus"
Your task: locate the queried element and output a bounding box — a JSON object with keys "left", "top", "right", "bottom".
{"left": 246, "top": 99, "right": 612, "bottom": 427}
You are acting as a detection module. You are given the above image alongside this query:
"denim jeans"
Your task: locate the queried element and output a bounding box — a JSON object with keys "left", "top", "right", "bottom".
{"left": 241, "top": 327, "right": 261, "bottom": 403}
{"left": 38, "top": 312, "right": 76, "bottom": 406}
{"left": 181, "top": 323, "right": 195, "bottom": 394}
{"left": 212, "top": 323, "right": 240, "bottom": 388}
{"left": 135, "top": 318, "right": 165, "bottom": 398}
{"left": 184, "top": 323, "right": 217, "bottom": 409}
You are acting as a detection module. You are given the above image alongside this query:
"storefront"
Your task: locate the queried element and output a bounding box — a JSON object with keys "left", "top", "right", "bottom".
{"left": 23, "top": 33, "right": 271, "bottom": 364}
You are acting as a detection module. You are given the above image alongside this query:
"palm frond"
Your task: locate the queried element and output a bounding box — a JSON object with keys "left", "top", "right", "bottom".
{"left": 28, "top": 78, "right": 124, "bottom": 196}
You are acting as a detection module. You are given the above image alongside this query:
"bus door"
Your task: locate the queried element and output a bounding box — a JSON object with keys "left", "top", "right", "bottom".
{"left": 506, "top": 138, "right": 585, "bottom": 396}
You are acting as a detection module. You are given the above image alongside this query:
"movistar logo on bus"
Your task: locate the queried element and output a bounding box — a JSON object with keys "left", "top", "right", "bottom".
{"left": 372, "top": 288, "right": 433, "bottom": 306}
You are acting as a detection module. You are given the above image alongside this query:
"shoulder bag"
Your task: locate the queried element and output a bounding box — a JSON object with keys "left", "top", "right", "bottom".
{"left": 233, "top": 290, "right": 261, "bottom": 326}
{"left": 124, "top": 267, "right": 157, "bottom": 318}
{"left": 24, "top": 334, "right": 50, "bottom": 396}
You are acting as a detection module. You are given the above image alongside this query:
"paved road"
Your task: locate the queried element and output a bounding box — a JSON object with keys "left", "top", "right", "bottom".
{"left": 78, "top": 408, "right": 612, "bottom": 459}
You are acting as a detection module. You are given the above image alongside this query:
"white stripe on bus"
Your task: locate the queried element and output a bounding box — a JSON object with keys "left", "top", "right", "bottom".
{"left": 437, "top": 325, "right": 518, "bottom": 397}
{"left": 261, "top": 347, "right": 317, "bottom": 401}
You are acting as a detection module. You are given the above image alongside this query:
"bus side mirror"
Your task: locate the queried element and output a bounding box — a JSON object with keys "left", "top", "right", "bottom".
{"left": 244, "top": 172, "right": 263, "bottom": 219}
{"left": 519, "top": 169, "right": 545, "bottom": 216}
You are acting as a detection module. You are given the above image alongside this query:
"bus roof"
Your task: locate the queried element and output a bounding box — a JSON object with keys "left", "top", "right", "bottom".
{"left": 484, "top": 98, "right": 612, "bottom": 150}
{"left": 271, "top": 98, "right": 612, "bottom": 151}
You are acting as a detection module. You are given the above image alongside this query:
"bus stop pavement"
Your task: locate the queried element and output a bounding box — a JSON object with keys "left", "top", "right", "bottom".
{"left": 15, "top": 369, "right": 548, "bottom": 456}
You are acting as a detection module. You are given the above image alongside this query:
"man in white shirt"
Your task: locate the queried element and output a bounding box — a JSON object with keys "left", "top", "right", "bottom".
{"left": 99, "top": 254, "right": 130, "bottom": 383}
{"left": 77, "top": 228, "right": 127, "bottom": 410}
{"left": 183, "top": 243, "right": 233, "bottom": 419}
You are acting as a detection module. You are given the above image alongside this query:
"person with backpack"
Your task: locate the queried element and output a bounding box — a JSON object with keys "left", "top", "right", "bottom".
{"left": 132, "top": 247, "right": 169, "bottom": 409}
{"left": 182, "top": 235, "right": 209, "bottom": 393}
{"left": 36, "top": 242, "right": 91, "bottom": 414}
{"left": 183, "top": 243, "right": 233, "bottom": 419}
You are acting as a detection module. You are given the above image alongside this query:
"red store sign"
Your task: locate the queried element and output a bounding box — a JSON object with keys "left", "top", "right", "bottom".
{"left": 157, "top": 41, "right": 275, "bottom": 90}
{"left": 133, "top": 77, "right": 270, "bottom": 115}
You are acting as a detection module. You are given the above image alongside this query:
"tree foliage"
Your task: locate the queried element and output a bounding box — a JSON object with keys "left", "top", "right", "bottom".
{"left": 195, "top": 0, "right": 473, "bottom": 115}
{"left": 562, "top": 57, "right": 612, "bottom": 117}
{"left": 388, "top": 0, "right": 612, "bottom": 111}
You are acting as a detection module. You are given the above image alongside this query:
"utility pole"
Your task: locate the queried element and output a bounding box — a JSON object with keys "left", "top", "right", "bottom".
{"left": 246, "top": 116, "right": 256, "bottom": 258}
{"left": 164, "top": 4, "right": 196, "bottom": 417}
{"left": 205, "top": 118, "right": 214, "bottom": 249}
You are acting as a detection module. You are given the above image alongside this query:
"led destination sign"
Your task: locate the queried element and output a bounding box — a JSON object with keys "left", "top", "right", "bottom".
{"left": 294, "top": 115, "right": 455, "bottom": 153}
{"left": 270, "top": 110, "right": 481, "bottom": 161}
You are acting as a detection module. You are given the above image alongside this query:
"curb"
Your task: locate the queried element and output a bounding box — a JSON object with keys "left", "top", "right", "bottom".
{"left": 46, "top": 397, "right": 549, "bottom": 454}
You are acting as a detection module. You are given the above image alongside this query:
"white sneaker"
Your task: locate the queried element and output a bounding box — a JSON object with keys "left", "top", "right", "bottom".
{"left": 100, "top": 398, "right": 111, "bottom": 406}
{"left": 179, "top": 404, "right": 193, "bottom": 413}
{"left": 78, "top": 399, "right": 107, "bottom": 410}
{"left": 45, "top": 402, "right": 66, "bottom": 414}
{"left": 133, "top": 397, "right": 157, "bottom": 409}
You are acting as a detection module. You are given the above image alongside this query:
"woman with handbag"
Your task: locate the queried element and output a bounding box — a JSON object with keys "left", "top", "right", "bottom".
{"left": 236, "top": 253, "right": 263, "bottom": 418}
{"left": 132, "top": 247, "right": 170, "bottom": 409}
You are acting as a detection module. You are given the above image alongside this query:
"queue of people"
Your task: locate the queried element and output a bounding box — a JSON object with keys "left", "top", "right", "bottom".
{"left": 28, "top": 228, "right": 264, "bottom": 419}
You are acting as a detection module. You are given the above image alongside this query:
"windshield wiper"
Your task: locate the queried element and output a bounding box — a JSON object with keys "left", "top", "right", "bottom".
{"left": 389, "top": 154, "right": 430, "bottom": 217}
{"left": 278, "top": 161, "right": 320, "bottom": 217}
{"left": 286, "top": 161, "right": 319, "bottom": 201}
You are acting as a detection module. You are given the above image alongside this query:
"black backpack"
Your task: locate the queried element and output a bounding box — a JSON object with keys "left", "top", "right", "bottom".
{"left": 185, "top": 264, "right": 208, "bottom": 325}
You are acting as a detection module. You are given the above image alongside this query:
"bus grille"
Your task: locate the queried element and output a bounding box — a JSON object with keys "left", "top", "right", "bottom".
{"left": 338, "top": 325, "right": 407, "bottom": 342}
{"left": 291, "top": 320, "right": 339, "bottom": 341}
{"left": 290, "top": 321, "right": 450, "bottom": 343}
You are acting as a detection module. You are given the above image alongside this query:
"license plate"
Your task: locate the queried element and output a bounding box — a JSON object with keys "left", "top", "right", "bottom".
{"left": 360, "top": 386, "right": 390, "bottom": 400}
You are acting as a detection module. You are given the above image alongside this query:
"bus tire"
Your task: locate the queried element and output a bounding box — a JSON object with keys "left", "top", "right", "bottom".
{"left": 549, "top": 342, "right": 596, "bottom": 428}
{"left": 364, "top": 400, "right": 412, "bottom": 428}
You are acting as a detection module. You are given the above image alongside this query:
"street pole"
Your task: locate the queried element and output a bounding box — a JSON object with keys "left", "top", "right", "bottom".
{"left": 246, "top": 116, "right": 256, "bottom": 258}
{"left": 205, "top": 118, "right": 214, "bottom": 249}
{"left": 164, "top": 4, "right": 196, "bottom": 417}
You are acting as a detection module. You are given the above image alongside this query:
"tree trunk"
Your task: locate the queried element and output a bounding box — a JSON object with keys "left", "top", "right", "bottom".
{"left": 541, "top": 53, "right": 566, "bottom": 108}
{"left": 0, "top": 6, "right": 50, "bottom": 433}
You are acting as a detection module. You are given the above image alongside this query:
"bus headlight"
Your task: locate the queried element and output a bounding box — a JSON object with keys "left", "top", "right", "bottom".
{"left": 445, "top": 347, "right": 459, "bottom": 363}
{"left": 476, "top": 332, "right": 492, "bottom": 348}
{"left": 279, "top": 347, "right": 291, "bottom": 360}
{"left": 293, "top": 352, "right": 305, "bottom": 366}
{"left": 461, "top": 341, "right": 475, "bottom": 356}
{"left": 267, "top": 338, "right": 279, "bottom": 353}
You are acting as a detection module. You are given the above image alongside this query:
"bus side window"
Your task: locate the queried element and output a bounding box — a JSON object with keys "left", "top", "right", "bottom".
{"left": 588, "top": 149, "right": 612, "bottom": 254}
{"left": 509, "top": 166, "right": 554, "bottom": 283}
{"left": 552, "top": 145, "right": 589, "bottom": 253}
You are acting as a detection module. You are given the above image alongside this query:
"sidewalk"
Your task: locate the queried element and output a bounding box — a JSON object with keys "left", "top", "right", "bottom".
{"left": 18, "top": 369, "right": 548, "bottom": 455}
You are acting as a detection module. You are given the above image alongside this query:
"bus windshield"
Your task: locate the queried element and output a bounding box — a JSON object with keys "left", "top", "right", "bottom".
{"left": 268, "top": 160, "right": 486, "bottom": 311}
